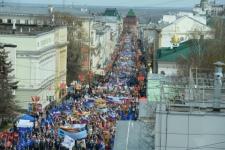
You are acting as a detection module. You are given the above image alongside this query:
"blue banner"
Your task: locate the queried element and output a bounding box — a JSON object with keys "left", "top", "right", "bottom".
{"left": 58, "top": 128, "right": 87, "bottom": 140}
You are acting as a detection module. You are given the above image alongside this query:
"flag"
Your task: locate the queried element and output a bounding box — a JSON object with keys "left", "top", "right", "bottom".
{"left": 61, "top": 135, "right": 75, "bottom": 150}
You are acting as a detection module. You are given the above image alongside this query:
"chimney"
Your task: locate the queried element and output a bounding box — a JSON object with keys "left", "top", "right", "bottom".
{"left": 213, "top": 61, "right": 225, "bottom": 111}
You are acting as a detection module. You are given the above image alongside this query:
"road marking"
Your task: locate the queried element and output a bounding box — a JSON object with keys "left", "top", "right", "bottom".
{"left": 126, "top": 121, "right": 131, "bottom": 150}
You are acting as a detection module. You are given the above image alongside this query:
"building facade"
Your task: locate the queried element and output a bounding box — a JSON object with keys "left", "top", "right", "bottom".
{"left": 193, "top": 0, "right": 225, "bottom": 16}
{"left": 0, "top": 5, "right": 53, "bottom": 26}
{"left": 90, "top": 22, "right": 113, "bottom": 75}
{"left": 79, "top": 9, "right": 122, "bottom": 76}
{"left": 123, "top": 9, "right": 138, "bottom": 36}
{"left": 0, "top": 25, "right": 67, "bottom": 109}
{"left": 158, "top": 16, "right": 212, "bottom": 48}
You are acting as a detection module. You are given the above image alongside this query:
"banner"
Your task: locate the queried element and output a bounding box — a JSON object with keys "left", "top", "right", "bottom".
{"left": 16, "top": 120, "right": 34, "bottom": 128}
{"left": 106, "top": 96, "right": 122, "bottom": 103}
{"left": 58, "top": 128, "right": 87, "bottom": 140}
{"left": 72, "top": 124, "right": 86, "bottom": 129}
{"left": 61, "top": 135, "right": 75, "bottom": 150}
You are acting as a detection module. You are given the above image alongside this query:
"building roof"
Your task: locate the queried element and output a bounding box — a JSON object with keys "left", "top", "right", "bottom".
{"left": 126, "top": 9, "right": 136, "bottom": 17}
{"left": 158, "top": 16, "right": 210, "bottom": 30}
{"left": 0, "top": 24, "right": 56, "bottom": 36}
{"left": 0, "top": 5, "right": 50, "bottom": 16}
{"left": 0, "top": 5, "right": 91, "bottom": 18}
{"left": 95, "top": 16, "right": 121, "bottom": 23}
{"left": 113, "top": 121, "right": 154, "bottom": 150}
{"left": 157, "top": 40, "right": 198, "bottom": 62}
{"left": 103, "top": 8, "right": 119, "bottom": 17}
{"left": 200, "top": 0, "right": 208, "bottom": 3}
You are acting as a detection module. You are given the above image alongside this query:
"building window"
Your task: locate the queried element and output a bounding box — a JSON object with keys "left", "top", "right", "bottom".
{"left": 0, "top": 19, "right": 2, "bottom": 23}
{"left": 7, "top": 19, "right": 12, "bottom": 24}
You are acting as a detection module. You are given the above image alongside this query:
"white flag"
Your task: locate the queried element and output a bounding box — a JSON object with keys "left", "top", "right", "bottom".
{"left": 61, "top": 135, "right": 75, "bottom": 150}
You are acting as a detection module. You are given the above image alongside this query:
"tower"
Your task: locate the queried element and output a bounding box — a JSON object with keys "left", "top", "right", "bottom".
{"left": 200, "top": 0, "right": 209, "bottom": 11}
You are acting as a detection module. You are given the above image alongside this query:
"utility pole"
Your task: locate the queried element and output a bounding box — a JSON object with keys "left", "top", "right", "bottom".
{"left": 153, "top": 30, "right": 159, "bottom": 73}
{"left": 153, "top": 40, "right": 156, "bottom": 73}
{"left": 88, "top": 16, "right": 91, "bottom": 87}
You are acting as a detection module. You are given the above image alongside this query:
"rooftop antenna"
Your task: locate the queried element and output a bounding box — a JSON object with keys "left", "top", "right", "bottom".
{"left": 213, "top": 61, "right": 225, "bottom": 111}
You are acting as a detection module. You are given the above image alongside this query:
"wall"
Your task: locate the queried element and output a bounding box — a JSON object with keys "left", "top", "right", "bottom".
{"left": 0, "top": 29, "right": 58, "bottom": 109}
{"left": 160, "top": 16, "right": 212, "bottom": 48}
{"left": 37, "top": 31, "right": 55, "bottom": 50}
{"left": 54, "top": 26, "right": 67, "bottom": 100}
{"left": 15, "top": 80, "right": 55, "bottom": 109}
{"left": 158, "top": 62, "right": 177, "bottom": 76}
{"left": 155, "top": 110, "right": 225, "bottom": 150}
{"left": 0, "top": 15, "right": 48, "bottom": 25}
{"left": 8, "top": 32, "right": 56, "bottom": 89}
{"left": 0, "top": 35, "right": 37, "bottom": 50}
{"left": 91, "top": 23, "right": 115, "bottom": 72}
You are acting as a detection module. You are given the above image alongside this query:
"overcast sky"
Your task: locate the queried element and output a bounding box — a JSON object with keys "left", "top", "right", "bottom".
{"left": 5, "top": 0, "right": 225, "bottom": 7}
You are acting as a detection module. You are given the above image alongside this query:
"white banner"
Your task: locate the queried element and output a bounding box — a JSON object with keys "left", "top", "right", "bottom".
{"left": 61, "top": 135, "right": 75, "bottom": 150}
{"left": 16, "top": 119, "right": 34, "bottom": 128}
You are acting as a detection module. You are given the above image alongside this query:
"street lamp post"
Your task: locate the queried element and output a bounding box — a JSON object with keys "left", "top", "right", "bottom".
{"left": 0, "top": 43, "right": 17, "bottom": 49}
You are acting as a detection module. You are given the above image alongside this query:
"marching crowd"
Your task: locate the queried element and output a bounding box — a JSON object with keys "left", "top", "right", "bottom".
{"left": 0, "top": 33, "right": 146, "bottom": 150}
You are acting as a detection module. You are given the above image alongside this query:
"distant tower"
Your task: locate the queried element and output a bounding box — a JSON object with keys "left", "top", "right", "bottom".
{"left": 200, "top": 0, "right": 209, "bottom": 11}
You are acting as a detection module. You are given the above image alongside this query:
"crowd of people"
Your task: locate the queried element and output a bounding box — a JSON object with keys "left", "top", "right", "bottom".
{"left": 0, "top": 33, "right": 147, "bottom": 150}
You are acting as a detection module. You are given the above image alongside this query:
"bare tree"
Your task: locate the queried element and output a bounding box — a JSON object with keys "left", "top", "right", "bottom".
{"left": 177, "top": 17, "right": 225, "bottom": 76}
{"left": 54, "top": 12, "right": 85, "bottom": 84}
